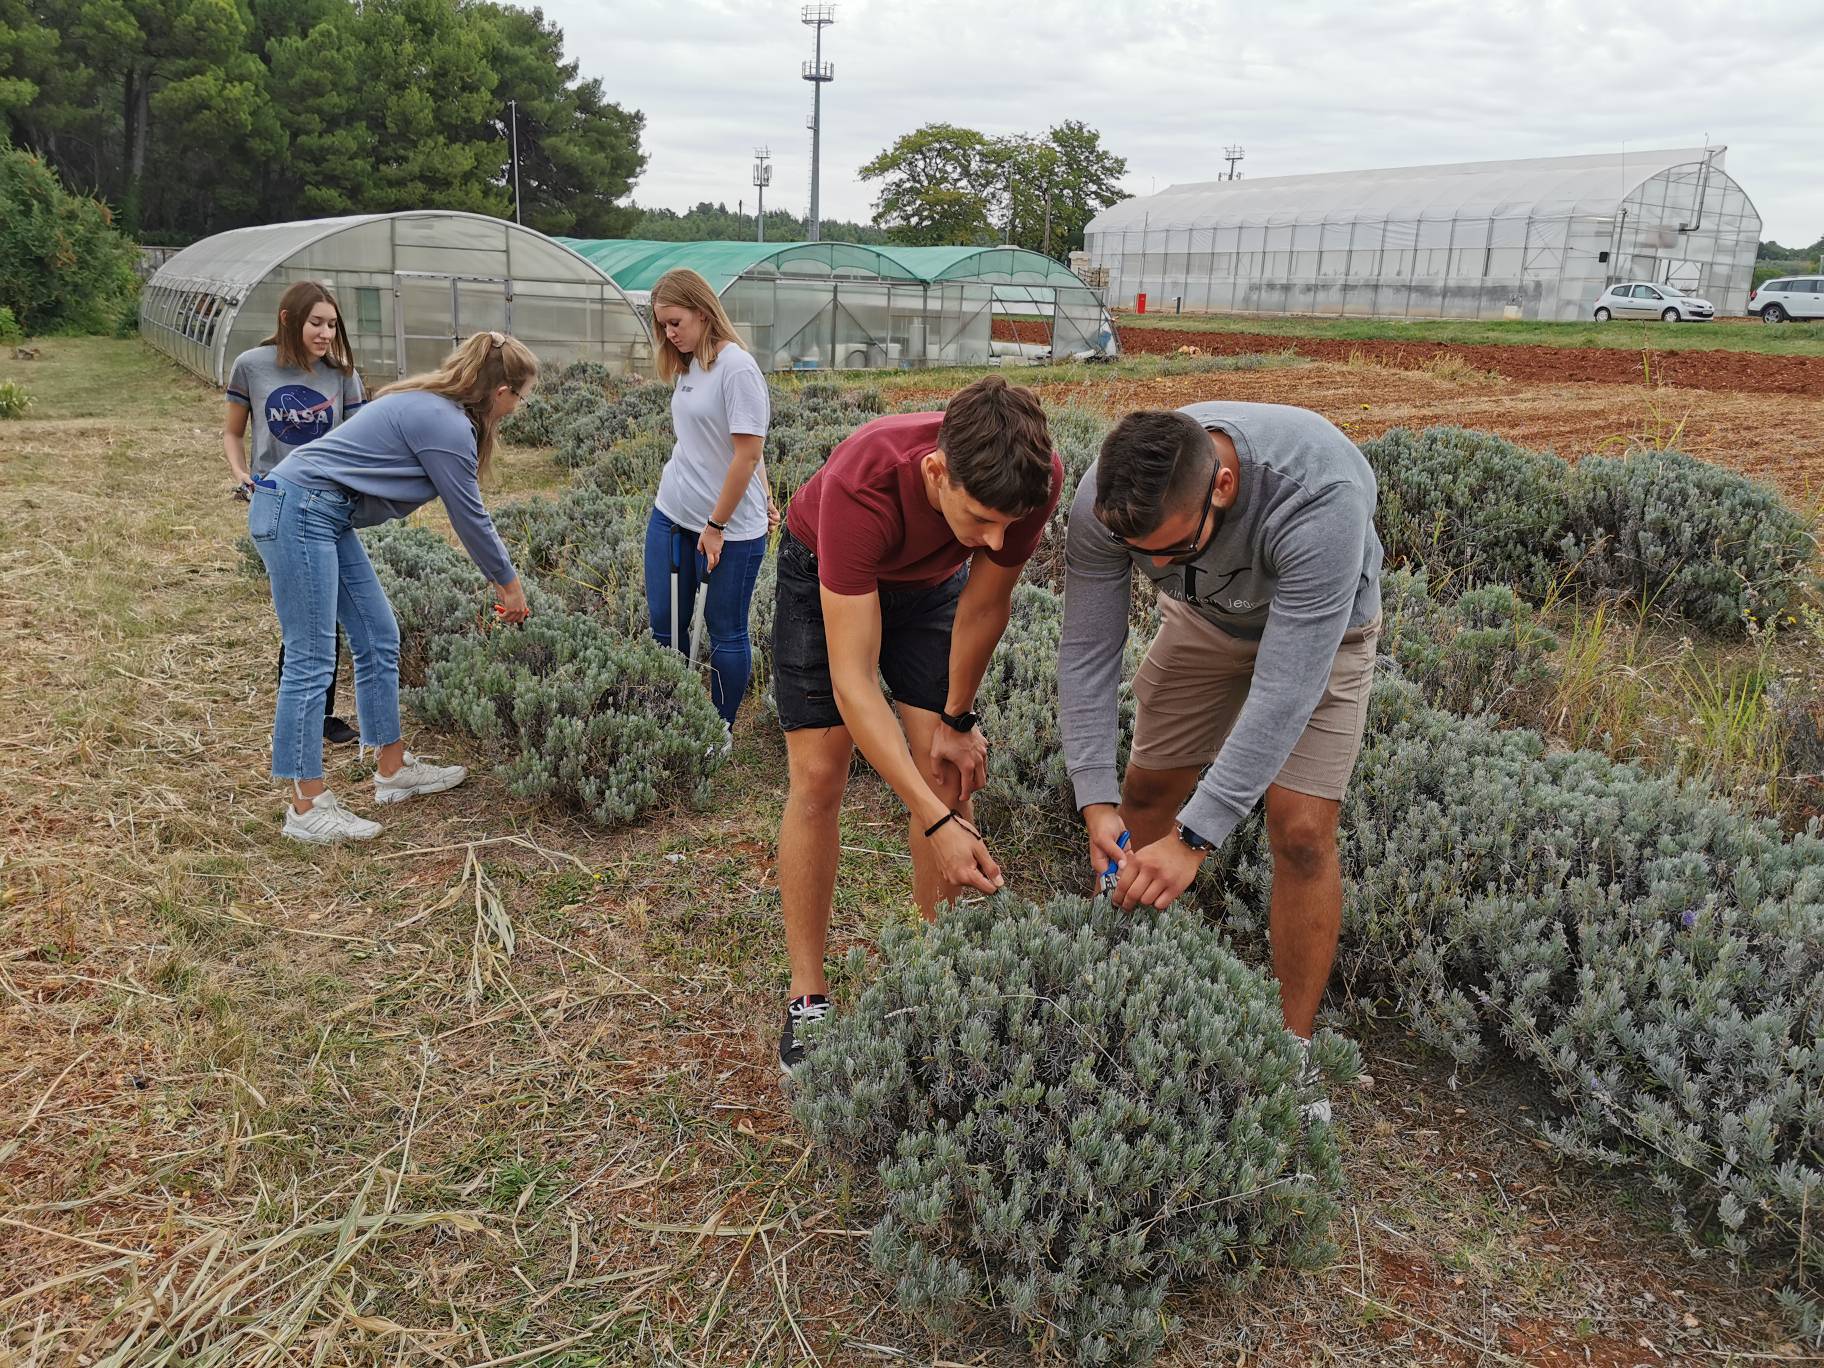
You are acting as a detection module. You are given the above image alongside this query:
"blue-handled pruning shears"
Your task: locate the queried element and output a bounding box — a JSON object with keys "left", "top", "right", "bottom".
{"left": 1099, "top": 830, "right": 1131, "bottom": 896}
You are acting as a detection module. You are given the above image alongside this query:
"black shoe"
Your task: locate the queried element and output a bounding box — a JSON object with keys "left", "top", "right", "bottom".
{"left": 779, "top": 994, "right": 830, "bottom": 1076}
{"left": 323, "top": 716, "right": 359, "bottom": 745}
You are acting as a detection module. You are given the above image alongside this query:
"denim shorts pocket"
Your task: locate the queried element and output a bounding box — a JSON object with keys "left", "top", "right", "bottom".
{"left": 248, "top": 486, "right": 285, "bottom": 542}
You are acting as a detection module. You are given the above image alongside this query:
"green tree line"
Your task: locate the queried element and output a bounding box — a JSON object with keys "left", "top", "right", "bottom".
{"left": 859, "top": 120, "right": 1128, "bottom": 260}
{"left": 0, "top": 0, "right": 646, "bottom": 241}
{"left": 626, "top": 201, "right": 888, "bottom": 245}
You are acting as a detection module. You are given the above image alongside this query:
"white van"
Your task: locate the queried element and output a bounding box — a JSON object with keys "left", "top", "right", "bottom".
{"left": 1748, "top": 276, "right": 1824, "bottom": 323}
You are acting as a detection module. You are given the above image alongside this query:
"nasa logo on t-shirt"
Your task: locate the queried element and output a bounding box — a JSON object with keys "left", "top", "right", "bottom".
{"left": 265, "top": 383, "right": 335, "bottom": 447}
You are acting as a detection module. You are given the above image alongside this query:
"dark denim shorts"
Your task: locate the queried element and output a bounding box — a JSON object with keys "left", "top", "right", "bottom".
{"left": 772, "top": 529, "right": 967, "bottom": 732}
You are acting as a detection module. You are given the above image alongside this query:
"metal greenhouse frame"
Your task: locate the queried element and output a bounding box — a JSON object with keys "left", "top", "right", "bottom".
{"left": 140, "top": 211, "right": 654, "bottom": 386}
{"left": 872, "top": 245, "right": 1119, "bottom": 360}
{"left": 560, "top": 239, "right": 1117, "bottom": 371}
{"left": 1086, "top": 148, "right": 1760, "bottom": 322}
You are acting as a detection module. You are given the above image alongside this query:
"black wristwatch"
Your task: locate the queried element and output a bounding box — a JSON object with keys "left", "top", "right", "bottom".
{"left": 705, "top": 517, "right": 727, "bottom": 533}
{"left": 1177, "top": 822, "right": 1216, "bottom": 853}
{"left": 940, "top": 708, "right": 980, "bottom": 733}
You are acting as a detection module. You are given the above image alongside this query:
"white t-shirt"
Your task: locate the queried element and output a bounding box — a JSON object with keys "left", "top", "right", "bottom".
{"left": 654, "top": 342, "right": 771, "bottom": 542}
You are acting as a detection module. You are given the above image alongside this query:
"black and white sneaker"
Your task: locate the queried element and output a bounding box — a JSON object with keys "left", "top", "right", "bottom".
{"left": 779, "top": 994, "right": 829, "bottom": 1076}
{"left": 323, "top": 715, "right": 359, "bottom": 745}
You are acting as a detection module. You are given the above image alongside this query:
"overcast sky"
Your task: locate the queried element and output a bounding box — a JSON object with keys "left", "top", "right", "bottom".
{"left": 549, "top": 0, "right": 1823, "bottom": 247}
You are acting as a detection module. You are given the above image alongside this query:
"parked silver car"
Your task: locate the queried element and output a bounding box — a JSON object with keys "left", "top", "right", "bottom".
{"left": 1747, "top": 276, "right": 1824, "bottom": 323}
{"left": 1591, "top": 281, "right": 1715, "bottom": 323}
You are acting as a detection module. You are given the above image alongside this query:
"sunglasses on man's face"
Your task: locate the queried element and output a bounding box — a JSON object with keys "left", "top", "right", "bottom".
{"left": 1108, "top": 457, "right": 1222, "bottom": 562}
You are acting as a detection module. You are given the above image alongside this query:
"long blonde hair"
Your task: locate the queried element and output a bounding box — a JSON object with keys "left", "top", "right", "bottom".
{"left": 651, "top": 268, "right": 743, "bottom": 382}
{"left": 376, "top": 331, "right": 538, "bottom": 479}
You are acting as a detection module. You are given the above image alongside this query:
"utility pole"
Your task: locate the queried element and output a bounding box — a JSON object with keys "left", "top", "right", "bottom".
{"left": 508, "top": 99, "right": 522, "bottom": 223}
{"left": 752, "top": 147, "right": 772, "bottom": 243}
{"left": 1222, "top": 144, "right": 1244, "bottom": 181}
{"left": 1042, "top": 188, "right": 1053, "bottom": 258}
{"left": 801, "top": 6, "right": 835, "bottom": 242}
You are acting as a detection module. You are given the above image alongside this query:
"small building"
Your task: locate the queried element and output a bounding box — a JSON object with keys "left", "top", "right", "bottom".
{"left": 1086, "top": 147, "right": 1761, "bottom": 321}
{"left": 140, "top": 211, "right": 653, "bottom": 386}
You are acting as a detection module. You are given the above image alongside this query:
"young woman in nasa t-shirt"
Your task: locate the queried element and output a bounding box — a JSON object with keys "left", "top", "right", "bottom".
{"left": 224, "top": 281, "right": 367, "bottom": 745}
{"left": 643, "top": 267, "right": 774, "bottom": 743}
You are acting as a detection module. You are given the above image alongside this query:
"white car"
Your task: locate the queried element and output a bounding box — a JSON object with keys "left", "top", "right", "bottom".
{"left": 1747, "top": 276, "right": 1824, "bottom": 323}
{"left": 1591, "top": 281, "right": 1715, "bottom": 323}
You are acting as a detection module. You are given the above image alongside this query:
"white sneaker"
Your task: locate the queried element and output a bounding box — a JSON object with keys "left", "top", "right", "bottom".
{"left": 1289, "top": 1031, "right": 1334, "bottom": 1125}
{"left": 374, "top": 752, "right": 468, "bottom": 805}
{"left": 282, "top": 789, "right": 382, "bottom": 844}
{"left": 705, "top": 723, "right": 734, "bottom": 762}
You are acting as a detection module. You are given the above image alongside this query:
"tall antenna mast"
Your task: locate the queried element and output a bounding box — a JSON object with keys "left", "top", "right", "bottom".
{"left": 801, "top": 6, "right": 836, "bottom": 242}
{"left": 1222, "top": 145, "right": 1245, "bottom": 181}
{"left": 752, "top": 147, "right": 773, "bottom": 243}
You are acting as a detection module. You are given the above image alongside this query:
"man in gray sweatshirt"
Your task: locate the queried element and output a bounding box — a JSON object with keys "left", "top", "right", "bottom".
{"left": 1059, "top": 401, "right": 1382, "bottom": 1041}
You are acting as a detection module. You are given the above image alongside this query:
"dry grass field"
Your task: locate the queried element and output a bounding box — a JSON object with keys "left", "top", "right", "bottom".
{"left": 1, "top": 338, "right": 1818, "bottom": 1365}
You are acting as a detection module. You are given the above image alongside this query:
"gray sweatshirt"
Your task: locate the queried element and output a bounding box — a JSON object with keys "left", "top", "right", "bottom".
{"left": 269, "top": 389, "right": 517, "bottom": 587}
{"left": 1058, "top": 401, "right": 1383, "bottom": 849}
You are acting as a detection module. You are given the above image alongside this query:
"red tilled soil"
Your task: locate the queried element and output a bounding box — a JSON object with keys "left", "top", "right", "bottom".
{"left": 903, "top": 362, "right": 1824, "bottom": 508}
{"left": 1113, "top": 323, "right": 1824, "bottom": 396}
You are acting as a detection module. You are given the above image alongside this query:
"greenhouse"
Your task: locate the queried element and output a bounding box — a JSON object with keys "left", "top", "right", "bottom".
{"left": 559, "top": 238, "right": 1117, "bottom": 371}
{"left": 1085, "top": 147, "right": 1760, "bottom": 321}
{"left": 873, "top": 245, "right": 1118, "bottom": 361}
{"left": 140, "top": 211, "right": 653, "bottom": 386}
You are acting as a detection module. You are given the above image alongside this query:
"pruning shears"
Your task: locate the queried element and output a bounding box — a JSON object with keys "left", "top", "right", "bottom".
{"left": 1099, "top": 830, "right": 1131, "bottom": 897}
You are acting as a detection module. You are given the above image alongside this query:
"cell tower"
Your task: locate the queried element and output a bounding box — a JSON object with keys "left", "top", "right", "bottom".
{"left": 752, "top": 147, "right": 773, "bottom": 243}
{"left": 801, "top": 6, "right": 835, "bottom": 242}
{"left": 1222, "top": 145, "right": 1245, "bottom": 181}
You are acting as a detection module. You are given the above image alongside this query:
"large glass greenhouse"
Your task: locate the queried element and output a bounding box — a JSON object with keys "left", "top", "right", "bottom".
{"left": 140, "top": 211, "right": 653, "bottom": 386}
{"left": 1086, "top": 147, "right": 1760, "bottom": 321}
{"left": 560, "top": 239, "right": 1117, "bottom": 370}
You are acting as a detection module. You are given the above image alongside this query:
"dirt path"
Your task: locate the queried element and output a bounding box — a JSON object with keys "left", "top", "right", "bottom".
{"left": 1109, "top": 323, "right": 1824, "bottom": 396}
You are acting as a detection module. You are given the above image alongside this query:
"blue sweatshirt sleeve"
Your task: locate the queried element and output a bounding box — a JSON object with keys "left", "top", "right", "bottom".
{"left": 413, "top": 414, "right": 518, "bottom": 586}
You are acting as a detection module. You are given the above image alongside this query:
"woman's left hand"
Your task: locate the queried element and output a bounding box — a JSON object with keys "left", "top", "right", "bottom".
{"left": 700, "top": 524, "right": 726, "bottom": 573}
{"left": 767, "top": 495, "right": 782, "bottom": 533}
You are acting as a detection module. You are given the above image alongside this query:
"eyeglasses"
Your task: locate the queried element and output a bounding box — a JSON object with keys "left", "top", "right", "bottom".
{"left": 1107, "top": 456, "right": 1222, "bottom": 563}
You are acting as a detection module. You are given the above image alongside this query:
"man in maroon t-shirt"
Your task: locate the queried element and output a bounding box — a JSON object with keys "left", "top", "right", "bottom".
{"left": 772, "top": 375, "right": 1064, "bottom": 1073}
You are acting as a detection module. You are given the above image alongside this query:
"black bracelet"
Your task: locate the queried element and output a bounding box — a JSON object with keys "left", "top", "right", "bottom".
{"left": 705, "top": 517, "right": 727, "bottom": 532}
{"left": 923, "top": 810, "right": 983, "bottom": 840}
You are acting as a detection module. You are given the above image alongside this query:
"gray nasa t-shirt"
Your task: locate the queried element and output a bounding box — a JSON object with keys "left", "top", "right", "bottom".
{"left": 653, "top": 342, "right": 771, "bottom": 541}
{"left": 227, "top": 345, "right": 367, "bottom": 476}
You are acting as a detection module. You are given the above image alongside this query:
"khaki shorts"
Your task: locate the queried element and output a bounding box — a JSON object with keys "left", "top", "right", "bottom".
{"left": 1129, "top": 597, "right": 1381, "bottom": 801}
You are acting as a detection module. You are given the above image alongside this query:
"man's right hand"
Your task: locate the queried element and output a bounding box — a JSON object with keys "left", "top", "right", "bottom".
{"left": 926, "top": 812, "right": 1004, "bottom": 895}
{"left": 494, "top": 578, "right": 530, "bottom": 624}
{"left": 1084, "top": 803, "right": 1129, "bottom": 892}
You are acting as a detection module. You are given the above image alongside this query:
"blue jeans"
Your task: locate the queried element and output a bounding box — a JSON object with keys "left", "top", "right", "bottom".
{"left": 642, "top": 506, "right": 768, "bottom": 727}
{"left": 249, "top": 475, "right": 403, "bottom": 780}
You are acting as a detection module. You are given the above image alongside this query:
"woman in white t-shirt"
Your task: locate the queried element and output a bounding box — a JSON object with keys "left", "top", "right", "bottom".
{"left": 643, "top": 268, "right": 774, "bottom": 742}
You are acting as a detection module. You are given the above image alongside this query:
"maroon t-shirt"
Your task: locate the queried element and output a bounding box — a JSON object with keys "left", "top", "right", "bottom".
{"left": 786, "top": 411, "right": 1064, "bottom": 595}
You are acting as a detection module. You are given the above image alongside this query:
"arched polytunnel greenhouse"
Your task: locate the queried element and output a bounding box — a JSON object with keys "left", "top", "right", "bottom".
{"left": 1086, "top": 147, "right": 1760, "bottom": 321}
{"left": 140, "top": 211, "right": 653, "bottom": 386}
{"left": 561, "top": 238, "right": 1117, "bottom": 370}
{"left": 872, "top": 245, "right": 1119, "bottom": 361}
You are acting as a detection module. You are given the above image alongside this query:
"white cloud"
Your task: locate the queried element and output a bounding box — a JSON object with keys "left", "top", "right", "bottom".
{"left": 548, "top": 0, "right": 1824, "bottom": 244}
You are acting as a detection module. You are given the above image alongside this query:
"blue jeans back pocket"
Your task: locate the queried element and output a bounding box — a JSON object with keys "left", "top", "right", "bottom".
{"left": 248, "top": 485, "right": 285, "bottom": 542}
